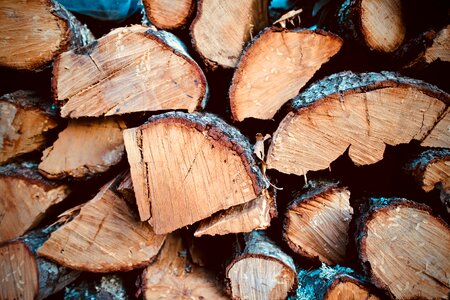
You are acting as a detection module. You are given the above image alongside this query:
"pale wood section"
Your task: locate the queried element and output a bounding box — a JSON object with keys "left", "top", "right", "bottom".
{"left": 267, "top": 72, "right": 449, "bottom": 176}
{"left": 421, "top": 107, "right": 450, "bottom": 148}
{"left": 0, "top": 0, "right": 92, "bottom": 70}
{"left": 0, "top": 90, "right": 58, "bottom": 164}
{"left": 360, "top": 0, "right": 405, "bottom": 52}
{"left": 143, "top": 0, "right": 194, "bottom": 30}
{"left": 284, "top": 185, "right": 352, "bottom": 265}
{"left": 194, "top": 190, "right": 276, "bottom": 237}
{"left": 190, "top": 0, "right": 269, "bottom": 68}
{"left": 0, "top": 163, "right": 70, "bottom": 243}
{"left": 0, "top": 241, "right": 38, "bottom": 300}
{"left": 123, "top": 112, "right": 264, "bottom": 234}
{"left": 424, "top": 25, "right": 450, "bottom": 63}
{"left": 226, "top": 231, "right": 297, "bottom": 300}
{"left": 230, "top": 28, "right": 342, "bottom": 121}
{"left": 37, "top": 179, "right": 166, "bottom": 272}
{"left": 327, "top": 282, "right": 379, "bottom": 300}
{"left": 39, "top": 118, "right": 126, "bottom": 179}
{"left": 54, "top": 25, "right": 207, "bottom": 118}
{"left": 142, "top": 232, "right": 228, "bottom": 299}
{"left": 361, "top": 199, "right": 450, "bottom": 299}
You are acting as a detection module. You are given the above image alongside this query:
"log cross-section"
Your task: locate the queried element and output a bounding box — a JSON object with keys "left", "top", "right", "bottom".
{"left": 123, "top": 111, "right": 266, "bottom": 234}
{"left": 143, "top": 0, "right": 195, "bottom": 30}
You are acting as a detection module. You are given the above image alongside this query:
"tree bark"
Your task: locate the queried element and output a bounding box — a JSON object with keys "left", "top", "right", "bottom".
{"left": 267, "top": 71, "right": 450, "bottom": 177}
{"left": 64, "top": 274, "right": 130, "bottom": 300}
{"left": 143, "top": 0, "right": 195, "bottom": 30}
{"left": 53, "top": 25, "right": 208, "bottom": 118}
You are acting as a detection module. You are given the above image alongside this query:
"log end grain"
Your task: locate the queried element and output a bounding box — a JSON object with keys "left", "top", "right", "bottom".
{"left": 143, "top": 0, "right": 195, "bottom": 30}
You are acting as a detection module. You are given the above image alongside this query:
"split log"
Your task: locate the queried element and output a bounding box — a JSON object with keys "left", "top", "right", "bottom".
{"left": 0, "top": 0, "right": 93, "bottom": 71}
{"left": 334, "top": 0, "right": 405, "bottom": 53}
{"left": 0, "top": 223, "right": 81, "bottom": 300}
{"left": 0, "top": 90, "right": 59, "bottom": 164}
{"left": 267, "top": 71, "right": 450, "bottom": 176}
{"left": 357, "top": 197, "right": 450, "bottom": 299}
{"left": 293, "top": 264, "right": 380, "bottom": 300}
{"left": 421, "top": 107, "right": 450, "bottom": 148}
{"left": 37, "top": 177, "right": 166, "bottom": 272}
{"left": 283, "top": 182, "right": 353, "bottom": 265}
{"left": 64, "top": 274, "right": 129, "bottom": 300}
{"left": 54, "top": 25, "right": 208, "bottom": 118}
{"left": 143, "top": 0, "right": 195, "bottom": 30}
{"left": 39, "top": 118, "right": 126, "bottom": 179}
{"left": 142, "top": 232, "right": 227, "bottom": 299}
{"left": 190, "top": 0, "right": 269, "bottom": 69}
{"left": 194, "top": 189, "right": 276, "bottom": 237}
{"left": 229, "top": 28, "right": 343, "bottom": 121}
{"left": 226, "top": 231, "right": 297, "bottom": 299}
{"left": 123, "top": 111, "right": 266, "bottom": 234}
{"left": 0, "top": 162, "right": 70, "bottom": 243}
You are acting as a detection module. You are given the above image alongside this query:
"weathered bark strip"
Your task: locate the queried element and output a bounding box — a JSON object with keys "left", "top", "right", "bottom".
{"left": 357, "top": 197, "right": 450, "bottom": 299}
{"left": 0, "top": 162, "right": 70, "bottom": 243}
{"left": 0, "top": 0, "right": 93, "bottom": 70}
{"left": 64, "top": 274, "right": 129, "bottom": 300}
{"left": 0, "top": 90, "right": 59, "bottom": 164}
{"left": 226, "top": 231, "right": 297, "bottom": 299}
{"left": 143, "top": 0, "right": 195, "bottom": 30}
{"left": 194, "top": 189, "right": 276, "bottom": 237}
{"left": 293, "top": 264, "right": 380, "bottom": 300}
{"left": 0, "top": 223, "right": 81, "bottom": 300}
{"left": 190, "top": 0, "right": 269, "bottom": 69}
{"left": 334, "top": 0, "right": 405, "bottom": 53}
{"left": 37, "top": 177, "right": 166, "bottom": 272}
{"left": 142, "top": 232, "right": 228, "bottom": 299}
{"left": 54, "top": 25, "right": 208, "bottom": 118}
{"left": 123, "top": 111, "right": 266, "bottom": 234}
{"left": 284, "top": 182, "right": 353, "bottom": 265}
{"left": 229, "top": 27, "right": 342, "bottom": 121}
{"left": 39, "top": 118, "right": 126, "bottom": 179}
{"left": 267, "top": 71, "right": 450, "bottom": 176}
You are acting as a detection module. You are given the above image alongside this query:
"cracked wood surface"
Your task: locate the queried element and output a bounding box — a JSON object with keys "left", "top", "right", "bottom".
{"left": 190, "top": 0, "right": 269, "bottom": 69}
{"left": 267, "top": 71, "right": 450, "bottom": 176}
{"left": 38, "top": 118, "right": 126, "bottom": 179}
{"left": 143, "top": 0, "right": 194, "bottom": 30}
{"left": 37, "top": 178, "right": 166, "bottom": 272}
{"left": 54, "top": 25, "right": 207, "bottom": 118}
{"left": 230, "top": 28, "right": 343, "bottom": 121}
{"left": 123, "top": 111, "right": 265, "bottom": 234}
{"left": 358, "top": 198, "right": 450, "bottom": 299}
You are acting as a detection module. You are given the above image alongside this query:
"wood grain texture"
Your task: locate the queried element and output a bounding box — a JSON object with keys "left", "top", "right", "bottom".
{"left": 421, "top": 107, "right": 450, "bottom": 148}
{"left": 230, "top": 28, "right": 342, "bottom": 121}
{"left": 143, "top": 0, "right": 195, "bottom": 30}
{"left": 267, "top": 71, "right": 449, "bottom": 176}
{"left": 54, "top": 25, "right": 208, "bottom": 118}
{"left": 124, "top": 111, "right": 266, "bottom": 234}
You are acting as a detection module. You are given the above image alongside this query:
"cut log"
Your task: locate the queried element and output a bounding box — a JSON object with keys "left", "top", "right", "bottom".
{"left": 194, "top": 189, "right": 276, "bottom": 237}
{"left": 64, "top": 274, "right": 129, "bottom": 300}
{"left": 293, "top": 264, "right": 380, "bottom": 300}
{"left": 190, "top": 0, "right": 269, "bottom": 69}
{"left": 421, "top": 107, "right": 450, "bottom": 148}
{"left": 123, "top": 111, "right": 266, "bottom": 234}
{"left": 0, "top": 90, "right": 59, "bottom": 164}
{"left": 283, "top": 182, "right": 353, "bottom": 265}
{"left": 142, "top": 232, "right": 228, "bottom": 299}
{"left": 229, "top": 28, "right": 343, "bottom": 121}
{"left": 0, "top": 162, "right": 70, "bottom": 243}
{"left": 226, "top": 231, "right": 297, "bottom": 299}
{"left": 335, "top": 0, "right": 405, "bottom": 53}
{"left": 0, "top": 223, "right": 81, "bottom": 300}
{"left": 405, "top": 148, "right": 450, "bottom": 192}
{"left": 421, "top": 24, "right": 450, "bottom": 64}
{"left": 54, "top": 25, "right": 208, "bottom": 118}
{"left": 39, "top": 118, "right": 126, "bottom": 179}
{"left": 0, "top": 0, "right": 93, "bottom": 70}
{"left": 143, "top": 0, "right": 195, "bottom": 30}
{"left": 357, "top": 197, "right": 450, "bottom": 299}
{"left": 267, "top": 71, "right": 450, "bottom": 176}
{"left": 37, "top": 177, "right": 166, "bottom": 272}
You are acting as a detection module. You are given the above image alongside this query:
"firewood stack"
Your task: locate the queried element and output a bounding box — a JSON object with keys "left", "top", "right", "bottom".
{"left": 0, "top": 0, "right": 449, "bottom": 299}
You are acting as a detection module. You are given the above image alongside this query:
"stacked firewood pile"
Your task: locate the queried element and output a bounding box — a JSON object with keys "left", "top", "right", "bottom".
{"left": 0, "top": 0, "right": 449, "bottom": 299}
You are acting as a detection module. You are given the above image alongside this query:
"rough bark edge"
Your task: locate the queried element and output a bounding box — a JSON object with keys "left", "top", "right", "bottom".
{"left": 64, "top": 274, "right": 129, "bottom": 300}
{"left": 0, "top": 90, "right": 58, "bottom": 117}
{"left": 143, "top": 111, "right": 267, "bottom": 195}
{"left": 283, "top": 181, "right": 346, "bottom": 261}
{"left": 392, "top": 29, "right": 437, "bottom": 69}
{"left": 0, "top": 162, "right": 64, "bottom": 190}
{"left": 229, "top": 26, "right": 343, "bottom": 122}
{"left": 356, "top": 197, "right": 450, "bottom": 296}
{"left": 143, "top": 0, "right": 195, "bottom": 30}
